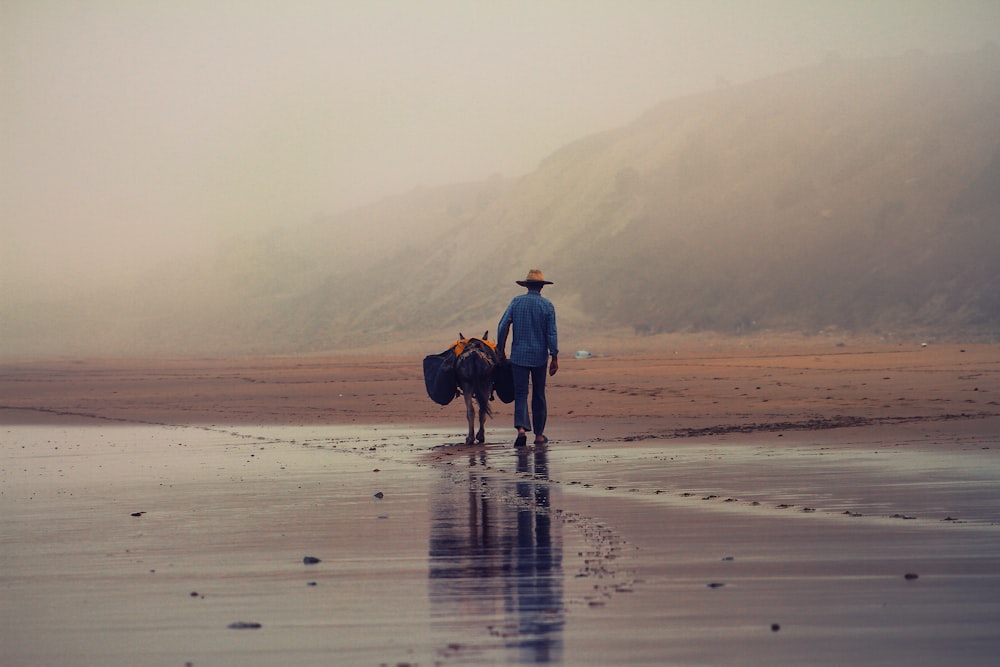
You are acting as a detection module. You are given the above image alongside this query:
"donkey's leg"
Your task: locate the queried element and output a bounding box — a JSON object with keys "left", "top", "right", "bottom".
{"left": 476, "top": 396, "right": 487, "bottom": 444}
{"left": 464, "top": 393, "right": 476, "bottom": 445}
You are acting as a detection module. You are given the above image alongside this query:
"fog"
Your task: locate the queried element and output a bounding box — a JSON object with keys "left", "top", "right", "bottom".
{"left": 3, "top": 1, "right": 1000, "bottom": 299}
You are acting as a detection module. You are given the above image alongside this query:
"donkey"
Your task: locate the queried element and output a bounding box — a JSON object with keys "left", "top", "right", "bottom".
{"left": 454, "top": 331, "right": 498, "bottom": 445}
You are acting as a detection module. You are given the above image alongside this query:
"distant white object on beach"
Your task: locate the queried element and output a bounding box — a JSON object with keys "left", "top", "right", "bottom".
{"left": 575, "top": 350, "right": 593, "bottom": 359}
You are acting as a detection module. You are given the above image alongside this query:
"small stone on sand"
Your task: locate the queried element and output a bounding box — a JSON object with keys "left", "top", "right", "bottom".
{"left": 227, "top": 621, "right": 262, "bottom": 629}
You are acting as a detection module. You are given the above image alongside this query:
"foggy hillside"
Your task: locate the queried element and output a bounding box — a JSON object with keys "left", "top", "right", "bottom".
{"left": 5, "top": 49, "right": 1000, "bottom": 356}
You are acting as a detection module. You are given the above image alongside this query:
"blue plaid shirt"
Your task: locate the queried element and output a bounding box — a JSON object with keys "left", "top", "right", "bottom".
{"left": 497, "top": 290, "right": 558, "bottom": 367}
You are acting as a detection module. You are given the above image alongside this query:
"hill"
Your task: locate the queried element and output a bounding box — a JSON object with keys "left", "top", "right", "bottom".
{"left": 5, "top": 49, "right": 1000, "bottom": 356}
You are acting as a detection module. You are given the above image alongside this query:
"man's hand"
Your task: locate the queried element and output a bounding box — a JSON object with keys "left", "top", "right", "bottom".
{"left": 549, "top": 355, "right": 559, "bottom": 376}
{"left": 497, "top": 348, "right": 507, "bottom": 362}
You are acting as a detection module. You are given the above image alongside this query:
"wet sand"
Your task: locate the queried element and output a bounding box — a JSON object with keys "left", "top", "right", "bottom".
{"left": 2, "top": 340, "right": 999, "bottom": 665}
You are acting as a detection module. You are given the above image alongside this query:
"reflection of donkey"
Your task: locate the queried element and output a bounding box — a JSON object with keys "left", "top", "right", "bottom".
{"left": 455, "top": 332, "right": 498, "bottom": 445}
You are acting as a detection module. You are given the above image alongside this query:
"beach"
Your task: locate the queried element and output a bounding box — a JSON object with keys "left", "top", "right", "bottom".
{"left": 2, "top": 340, "right": 999, "bottom": 665}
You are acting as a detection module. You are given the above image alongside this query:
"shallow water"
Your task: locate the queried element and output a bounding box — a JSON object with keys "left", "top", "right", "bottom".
{"left": 1, "top": 425, "right": 604, "bottom": 666}
{"left": 548, "top": 436, "right": 1000, "bottom": 527}
{"left": 2, "top": 423, "right": 1000, "bottom": 666}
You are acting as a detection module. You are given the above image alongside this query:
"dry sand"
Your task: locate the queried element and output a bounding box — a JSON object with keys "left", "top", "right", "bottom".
{"left": 1, "top": 340, "right": 999, "bottom": 665}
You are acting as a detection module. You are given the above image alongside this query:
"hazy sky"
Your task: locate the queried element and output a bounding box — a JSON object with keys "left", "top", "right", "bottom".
{"left": 4, "top": 1, "right": 1000, "bottom": 292}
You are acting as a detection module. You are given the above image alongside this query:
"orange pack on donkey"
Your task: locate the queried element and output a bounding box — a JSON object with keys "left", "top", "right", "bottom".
{"left": 422, "top": 332, "right": 514, "bottom": 444}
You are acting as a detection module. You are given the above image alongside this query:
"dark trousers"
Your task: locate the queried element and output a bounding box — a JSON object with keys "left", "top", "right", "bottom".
{"left": 512, "top": 363, "right": 547, "bottom": 436}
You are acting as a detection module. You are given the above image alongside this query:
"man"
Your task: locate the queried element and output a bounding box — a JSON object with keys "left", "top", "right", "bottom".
{"left": 496, "top": 269, "right": 559, "bottom": 447}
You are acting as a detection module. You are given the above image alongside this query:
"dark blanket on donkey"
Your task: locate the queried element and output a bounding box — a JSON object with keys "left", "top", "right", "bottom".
{"left": 423, "top": 349, "right": 458, "bottom": 406}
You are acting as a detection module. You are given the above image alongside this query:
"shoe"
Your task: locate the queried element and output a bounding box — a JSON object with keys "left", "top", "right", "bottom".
{"left": 534, "top": 435, "right": 549, "bottom": 445}
{"left": 514, "top": 433, "right": 527, "bottom": 447}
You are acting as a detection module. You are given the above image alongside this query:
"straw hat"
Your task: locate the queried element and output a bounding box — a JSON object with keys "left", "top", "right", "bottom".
{"left": 516, "top": 269, "right": 553, "bottom": 286}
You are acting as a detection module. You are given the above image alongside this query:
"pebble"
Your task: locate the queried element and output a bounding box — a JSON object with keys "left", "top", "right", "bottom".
{"left": 303, "top": 556, "right": 321, "bottom": 564}
{"left": 904, "top": 573, "right": 919, "bottom": 580}
{"left": 227, "top": 621, "right": 261, "bottom": 629}
{"left": 373, "top": 491, "right": 384, "bottom": 499}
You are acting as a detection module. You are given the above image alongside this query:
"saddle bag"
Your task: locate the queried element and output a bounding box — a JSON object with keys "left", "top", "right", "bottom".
{"left": 492, "top": 359, "right": 514, "bottom": 404}
{"left": 423, "top": 349, "right": 458, "bottom": 406}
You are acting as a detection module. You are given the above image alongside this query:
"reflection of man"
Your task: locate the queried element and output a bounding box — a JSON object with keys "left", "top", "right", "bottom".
{"left": 514, "top": 447, "right": 561, "bottom": 663}
{"left": 497, "top": 269, "right": 559, "bottom": 447}
{"left": 427, "top": 447, "right": 563, "bottom": 663}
